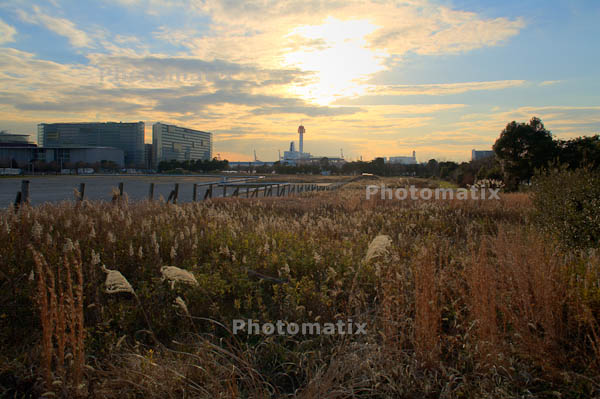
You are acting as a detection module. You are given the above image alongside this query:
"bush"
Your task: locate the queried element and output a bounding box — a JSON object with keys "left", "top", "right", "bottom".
{"left": 532, "top": 165, "right": 600, "bottom": 248}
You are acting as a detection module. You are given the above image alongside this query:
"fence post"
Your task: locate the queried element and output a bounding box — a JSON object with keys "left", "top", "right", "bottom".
{"left": 173, "top": 183, "right": 179, "bottom": 204}
{"left": 21, "top": 180, "right": 30, "bottom": 204}
{"left": 193, "top": 183, "right": 198, "bottom": 202}
{"left": 79, "top": 183, "right": 85, "bottom": 201}
{"left": 204, "top": 184, "right": 213, "bottom": 200}
{"left": 14, "top": 191, "right": 22, "bottom": 212}
{"left": 119, "top": 182, "right": 124, "bottom": 197}
{"left": 149, "top": 183, "right": 155, "bottom": 201}
{"left": 223, "top": 184, "right": 227, "bottom": 198}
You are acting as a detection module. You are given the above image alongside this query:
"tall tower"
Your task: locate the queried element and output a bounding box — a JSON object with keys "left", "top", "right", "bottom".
{"left": 298, "top": 125, "right": 305, "bottom": 154}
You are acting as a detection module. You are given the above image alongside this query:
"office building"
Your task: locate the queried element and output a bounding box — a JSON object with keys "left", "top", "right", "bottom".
{"left": 386, "top": 151, "right": 417, "bottom": 165}
{"left": 37, "top": 122, "right": 145, "bottom": 166}
{"left": 144, "top": 143, "right": 153, "bottom": 169}
{"left": 0, "top": 131, "right": 34, "bottom": 146}
{"left": 152, "top": 123, "right": 212, "bottom": 167}
{"left": 0, "top": 146, "right": 124, "bottom": 168}
{"left": 471, "top": 149, "right": 495, "bottom": 161}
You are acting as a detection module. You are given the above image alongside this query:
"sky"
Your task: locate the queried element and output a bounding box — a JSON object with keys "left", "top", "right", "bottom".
{"left": 0, "top": 0, "right": 598, "bottom": 162}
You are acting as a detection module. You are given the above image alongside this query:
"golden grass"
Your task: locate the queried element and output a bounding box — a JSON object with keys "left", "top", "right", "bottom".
{"left": 0, "top": 183, "right": 599, "bottom": 397}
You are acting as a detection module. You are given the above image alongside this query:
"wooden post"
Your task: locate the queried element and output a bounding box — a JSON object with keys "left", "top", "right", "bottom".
{"left": 223, "top": 184, "right": 227, "bottom": 198}
{"left": 173, "top": 183, "right": 179, "bottom": 204}
{"left": 21, "top": 180, "right": 30, "bottom": 204}
{"left": 246, "top": 186, "right": 250, "bottom": 198}
{"left": 204, "top": 184, "right": 213, "bottom": 200}
{"left": 149, "top": 183, "right": 155, "bottom": 201}
{"left": 193, "top": 183, "right": 198, "bottom": 202}
{"left": 79, "top": 183, "right": 85, "bottom": 201}
{"left": 14, "top": 191, "right": 22, "bottom": 212}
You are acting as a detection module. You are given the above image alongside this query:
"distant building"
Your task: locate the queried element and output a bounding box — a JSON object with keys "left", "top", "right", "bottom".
{"left": 0, "top": 131, "right": 35, "bottom": 146}
{"left": 281, "top": 125, "right": 344, "bottom": 166}
{"left": 229, "top": 161, "right": 276, "bottom": 169}
{"left": 386, "top": 151, "right": 417, "bottom": 165}
{"left": 0, "top": 146, "right": 124, "bottom": 168}
{"left": 37, "top": 122, "right": 145, "bottom": 167}
{"left": 471, "top": 149, "right": 495, "bottom": 161}
{"left": 152, "top": 122, "right": 212, "bottom": 168}
{"left": 144, "top": 143, "right": 153, "bottom": 169}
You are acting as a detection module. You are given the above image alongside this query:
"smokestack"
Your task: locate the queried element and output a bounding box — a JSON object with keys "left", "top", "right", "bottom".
{"left": 412, "top": 150, "right": 416, "bottom": 159}
{"left": 298, "top": 125, "right": 305, "bottom": 154}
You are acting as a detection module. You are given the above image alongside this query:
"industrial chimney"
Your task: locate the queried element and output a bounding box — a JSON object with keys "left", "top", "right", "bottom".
{"left": 298, "top": 125, "right": 305, "bottom": 154}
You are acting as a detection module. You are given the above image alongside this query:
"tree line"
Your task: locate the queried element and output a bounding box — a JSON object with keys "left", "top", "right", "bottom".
{"left": 157, "top": 158, "right": 229, "bottom": 173}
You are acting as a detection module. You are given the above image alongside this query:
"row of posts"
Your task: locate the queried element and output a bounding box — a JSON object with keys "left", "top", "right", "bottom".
{"left": 13, "top": 180, "right": 344, "bottom": 211}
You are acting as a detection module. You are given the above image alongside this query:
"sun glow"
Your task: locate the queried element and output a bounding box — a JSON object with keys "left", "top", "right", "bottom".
{"left": 282, "top": 17, "right": 387, "bottom": 105}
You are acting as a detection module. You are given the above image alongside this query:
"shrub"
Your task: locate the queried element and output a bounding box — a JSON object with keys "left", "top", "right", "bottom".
{"left": 532, "top": 165, "right": 600, "bottom": 248}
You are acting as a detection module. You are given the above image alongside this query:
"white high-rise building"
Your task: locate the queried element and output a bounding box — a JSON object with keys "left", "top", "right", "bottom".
{"left": 152, "top": 123, "right": 212, "bottom": 167}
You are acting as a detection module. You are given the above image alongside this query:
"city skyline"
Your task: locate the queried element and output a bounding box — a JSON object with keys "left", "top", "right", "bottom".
{"left": 0, "top": 0, "right": 598, "bottom": 162}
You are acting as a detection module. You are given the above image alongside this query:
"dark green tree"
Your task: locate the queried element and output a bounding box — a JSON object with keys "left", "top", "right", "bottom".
{"left": 556, "top": 135, "right": 600, "bottom": 170}
{"left": 493, "top": 117, "right": 556, "bottom": 190}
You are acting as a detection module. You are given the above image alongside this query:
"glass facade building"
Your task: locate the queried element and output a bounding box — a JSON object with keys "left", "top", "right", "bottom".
{"left": 37, "top": 122, "right": 145, "bottom": 167}
{"left": 152, "top": 123, "right": 212, "bottom": 167}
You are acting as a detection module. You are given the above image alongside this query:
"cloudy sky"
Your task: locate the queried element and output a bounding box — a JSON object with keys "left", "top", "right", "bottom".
{"left": 0, "top": 0, "right": 598, "bottom": 161}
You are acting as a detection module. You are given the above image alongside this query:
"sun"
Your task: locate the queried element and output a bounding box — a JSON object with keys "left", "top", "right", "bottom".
{"left": 282, "top": 17, "right": 387, "bottom": 106}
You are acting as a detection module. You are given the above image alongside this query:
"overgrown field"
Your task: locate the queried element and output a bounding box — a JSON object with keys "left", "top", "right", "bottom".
{"left": 1, "top": 178, "right": 599, "bottom": 398}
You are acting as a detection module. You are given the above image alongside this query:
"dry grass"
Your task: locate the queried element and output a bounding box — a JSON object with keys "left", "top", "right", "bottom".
{"left": 29, "top": 241, "right": 85, "bottom": 395}
{"left": 0, "top": 183, "right": 599, "bottom": 397}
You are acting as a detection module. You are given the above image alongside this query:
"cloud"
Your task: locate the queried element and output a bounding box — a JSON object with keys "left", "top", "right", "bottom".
{"left": 396, "top": 130, "right": 493, "bottom": 148}
{"left": 539, "top": 80, "right": 562, "bottom": 86}
{"left": 252, "top": 105, "right": 362, "bottom": 117}
{"left": 182, "top": 0, "right": 524, "bottom": 62}
{"left": 87, "top": 54, "right": 312, "bottom": 88}
{"left": 17, "top": 6, "right": 92, "bottom": 48}
{"left": 155, "top": 91, "right": 301, "bottom": 113}
{"left": 0, "top": 19, "right": 16, "bottom": 44}
{"left": 368, "top": 9, "right": 524, "bottom": 55}
{"left": 369, "top": 80, "right": 527, "bottom": 96}
{"left": 140, "top": 1, "right": 526, "bottom": 105}
{"left": 377, "top": 104, "right": 467, "bottom": 114}
{"left": 13, "top": 99, "right": 146, "bottom": 113}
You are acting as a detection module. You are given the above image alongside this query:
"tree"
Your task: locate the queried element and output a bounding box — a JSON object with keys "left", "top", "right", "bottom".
{"left": 493, "top": 117, "right": 556, "bottom": 190}
{"left": 556, "top": 135, "right": 600, "bottom": 170}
